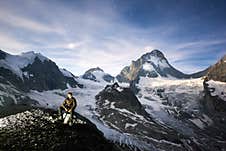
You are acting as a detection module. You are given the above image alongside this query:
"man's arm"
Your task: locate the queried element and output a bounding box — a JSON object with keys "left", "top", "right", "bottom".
{"left": 61, "top": 99, "right": 68, "bottom": 111}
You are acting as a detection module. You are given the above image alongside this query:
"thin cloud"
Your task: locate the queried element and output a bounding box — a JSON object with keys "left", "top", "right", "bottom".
{"left": 0, "top": 32, "right": 30, "bottom": 53}
{"left": 0, "top": 0, "right": 225, "bottom": 76}
{"left": 0, "top": 9, "right": 65, "bottom": 34}
{"left": 175, "top": 39, "right": 226, "bottom": 50}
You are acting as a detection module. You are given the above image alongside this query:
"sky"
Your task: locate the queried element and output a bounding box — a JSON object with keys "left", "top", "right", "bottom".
{"left": 0, "top": 0, "right": 225, "bottom": 76}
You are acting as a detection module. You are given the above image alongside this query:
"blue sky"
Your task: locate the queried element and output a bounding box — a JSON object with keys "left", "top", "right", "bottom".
{"left": 0, "top": 0, "right": 225, "bottom": 76}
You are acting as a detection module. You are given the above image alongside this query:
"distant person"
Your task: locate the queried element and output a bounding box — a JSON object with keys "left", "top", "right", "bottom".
{"left": 58, "top": 92, "right": 77, "bottom": 123}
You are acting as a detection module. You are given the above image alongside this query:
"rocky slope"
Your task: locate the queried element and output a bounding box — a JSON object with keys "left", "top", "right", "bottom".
{"left": 206, "top": 54, "right": 226, "bottom": 82}
{"left": 116, "top": 49, "right": 208, "bottom": 83}
{"left": 95, "top": 82, "right": 226, "bottom": 151}
{"left": 0, "top": 108, "right": 132, "bottom": 151}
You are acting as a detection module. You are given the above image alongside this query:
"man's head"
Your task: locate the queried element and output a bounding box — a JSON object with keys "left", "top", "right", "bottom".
{"left": 67, "top": 92, "right": 73, "bottom": 99}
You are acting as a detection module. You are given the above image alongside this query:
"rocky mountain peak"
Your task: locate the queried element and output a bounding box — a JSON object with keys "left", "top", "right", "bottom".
{"left": 0, "top": 50, "right": 82, "bottom": 92}
{"left": 116, "top": 49, "right": 188, "bottom": 82}
{"left": 20, "top": 51, "right": 48, "bottom": 62}
{"left": 85, "top": 67, "right": 104, "bottom": 73}
{"left": 82, "top": 67, "right": 114, "bottom": 83}
{"left": 141, "top": 49, "right": 166, "bottom": 61}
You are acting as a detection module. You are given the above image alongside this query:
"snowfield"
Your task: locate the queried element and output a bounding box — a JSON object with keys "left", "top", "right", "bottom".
{"left": 1, "top": 74, "right": 226, "bottom": 150}
{"left": 26, "top": 78, "right": 150, "bottom": 150}
{"left": 136, "top": 77, "right": 208, "bottom": 132}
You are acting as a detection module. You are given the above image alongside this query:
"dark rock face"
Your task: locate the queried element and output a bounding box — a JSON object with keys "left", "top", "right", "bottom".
{"left": 82, "top": 67, "right": 114, "bottom": 83}
{"left": 0, "top": 50, "right": 6, "bottom": 60}
{"left": 0, "top": 50, "right": 82, "bottom": 92}
{"left": 206, "top": 55, "right": 226, "bottom": 82}
{"left": 21, "top": 57, "right": 82, "bottom": 91}
{"left": 103, "top": 74, "right": 115, "bottom": 83}
{"left": 0, "top": 108, "right": 129, "bottom": 151}
{"left": 116, "top": 49, "right": 207, "bottom": 83}
{"left": 22, "top": 57, "right": 67, "bottom": 91}
{"left": 0, "top": 67, "right": 26, "bottom": 90}
{"left": 96, "top": 83, "right": 147, "bottom": 115}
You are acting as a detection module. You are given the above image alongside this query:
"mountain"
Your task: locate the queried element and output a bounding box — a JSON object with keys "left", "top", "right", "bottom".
{"left": 1, "top": 49, "right": 226, "bottom": 151}
{"left": 82, "top": 67, "right": 114, "bottom": 83}
{"left": 0, "top": 49, "right": 82, "bottom": 112}
{"left": 0, "top": 108, "right": 132, "bottom": 151}
{"left": 95, "top": 83, "right": 194, "bottom": 151}
{"left": 95, "top": 81, "right": 226, "bottom": 151}
{"left": 206, "top": 54, "right": 226, "bottom": 82}
{"left": 116, "top": 49, "right": 208, "bottom": 83}
{"left": 0, "top": 50, "right": 82, "bottom": 92}
{"left": 96, "top": 81, "right": 226, "bottom": 151}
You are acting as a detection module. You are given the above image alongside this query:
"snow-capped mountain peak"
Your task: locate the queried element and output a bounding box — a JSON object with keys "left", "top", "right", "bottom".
{"left": 141, "top": 49, "right": 166, "bottom": 61}
{"left": 0, "top": 50, "right": 82, "bottom": 91}
{"left": 116, "top": 49, "right": 206, "bottom": 82}
{"left": 20, "top": 51, "right": 48, "bottom": 62}
{"left": 0, "top": 50, "right": 48, "bottom": 79}
{"left": 82, "top": 67, "right": 114, "bottom": 83}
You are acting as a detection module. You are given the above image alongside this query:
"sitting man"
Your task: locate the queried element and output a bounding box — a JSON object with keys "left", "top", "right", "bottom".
{"left": 58, "top": 92, "right": 77, "bottom": 123}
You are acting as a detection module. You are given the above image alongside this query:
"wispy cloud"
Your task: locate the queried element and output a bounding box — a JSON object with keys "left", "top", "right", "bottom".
{"left": 0, "top": 31, "right": 30, "bottom": 53}
{"left": 0, "top": 0, "right": 225, "bottom": 76}
{"left": 0, "top": 9, "right": 64, "bottom": 34}
{"left": 175, "top": 39, "right": 226, "bottom": 50}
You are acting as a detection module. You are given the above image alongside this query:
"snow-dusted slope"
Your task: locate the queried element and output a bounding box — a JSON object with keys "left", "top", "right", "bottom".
{"left": 0, "top": 51, "right": 48, "bottom": 79}
{"left": 136, "top": 78, "right": 205, "bottom": 130}
{"left": 60, "top": 68, "right": 74, "bottom": 78}
{"left": 26, "top": 78, "right": 151, "bottom": 150}
{"left": 25, "top": 76, "right": 226, "bottom": 151}
{"left": 0, "top": 50, "right": 82, "bottom": 91}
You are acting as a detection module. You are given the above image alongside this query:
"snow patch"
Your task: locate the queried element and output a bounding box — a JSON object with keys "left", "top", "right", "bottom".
{"left": 66, "top": 83, "right": 72, "bottom": 89}
{"left": 125, "top": 123, "right": 138, "bottom": 129}
{"left": 143, "top": 63, "right": 154, "bottom": 71}
{"left": 60, "top": 68, "right": 74, "bottom": 78}
{"left": 116, "top": 87, "right": 124, "bottom": 92}
{"left": 207, "top": 80, "right": 226, "bottom": 101}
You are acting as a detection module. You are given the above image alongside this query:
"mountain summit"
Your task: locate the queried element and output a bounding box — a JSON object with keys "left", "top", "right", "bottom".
{"left": 0, "top": 50, "right": 82, "bottom": 92}
{"left": 82, "top": 67, "right": 114, "bottom": 83}
{"left": 116, "top": 49, "right": 207, "bottom": 82}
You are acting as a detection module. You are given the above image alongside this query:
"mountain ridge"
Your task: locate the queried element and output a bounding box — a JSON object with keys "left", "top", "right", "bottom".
{"left": 0, "top": 49, "right": 82, "bottom": 92}
{"left": 116, "top": 49, "right": 208, "bottom": 83}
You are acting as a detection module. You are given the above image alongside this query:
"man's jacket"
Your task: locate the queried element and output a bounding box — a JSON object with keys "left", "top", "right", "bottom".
{"left": 61, "top": 97, "right": 77, "bottom": 111}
